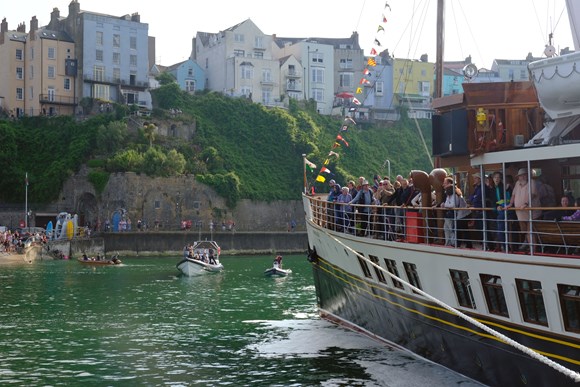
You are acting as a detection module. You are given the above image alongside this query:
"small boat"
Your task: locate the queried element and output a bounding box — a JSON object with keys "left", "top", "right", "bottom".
{"left": 264, "top": 255, "right": 291, "bottom": 276}
{"left": 176, "top": 240, "right": 223, "bottom": 276}
{"left": 78, "top": 253, "right": 122, "bottom": 265}
{"left": 264, "top": 263, "right": 292, "bottom": 277}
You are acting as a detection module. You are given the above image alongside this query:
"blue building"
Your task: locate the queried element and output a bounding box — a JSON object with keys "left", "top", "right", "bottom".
{"left": 166, "top": 59, "right": 205, "bottom": 93}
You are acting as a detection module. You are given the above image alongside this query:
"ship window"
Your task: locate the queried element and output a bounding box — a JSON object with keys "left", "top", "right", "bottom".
{"left": 557, "top": 284, "right": 580, "bottom": 333}
{"left": 384, "top": 259, "right": 403, "bottom": 289}
{"left": 403, "top": 262, "right": 422, "bottom": 291}
{"left": 368, "top": 255, "right": 386, "bottom": 283}
{"left": 480, "top": 274, "right": 509, "bottom": 317}
{"left": 154, "top": 200, "right": 161, "bottom": 209}
{"left": 356, "top": 253, "right": 372, "bottom": 278}
{"left": 516, "top": 279, "right": 548, "bottom": 326}
{"left": 449, "top": 270, "right": 476, "bottom": 309}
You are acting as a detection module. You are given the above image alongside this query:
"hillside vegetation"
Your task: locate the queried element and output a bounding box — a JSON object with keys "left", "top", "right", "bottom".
{"left": 0, "top": 84, "right": 433, "bottom": 207}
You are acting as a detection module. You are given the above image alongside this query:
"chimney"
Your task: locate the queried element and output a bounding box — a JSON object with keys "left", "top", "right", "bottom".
{"left": 50, "top": 7, "right": 60, "bottom": 29}
{"left": 131, "top": 13, "right": 140, "bottom": 23}
{"left": 17, "top": 22, "right": 26, "bottom": 33}
{"left": 0, "top": 18, "right": 7, "bottom": 45}
{"left": 30, "top": 16, "right": 38, "bottom": 40}
{"left": 69, "top": 0, "right": 80, "bottom": 16}
{"left": 420, "top": 53, "right": 428, "bottom": 62}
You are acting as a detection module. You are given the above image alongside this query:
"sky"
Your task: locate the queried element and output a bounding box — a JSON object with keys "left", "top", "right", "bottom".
{"left": 2, "top": 0, "right": 575, "bottom": 69}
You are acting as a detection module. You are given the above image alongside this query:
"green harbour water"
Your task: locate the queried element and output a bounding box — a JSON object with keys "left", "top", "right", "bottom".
{"left": 0, "top": 255, "right": 478, "bottom": 386}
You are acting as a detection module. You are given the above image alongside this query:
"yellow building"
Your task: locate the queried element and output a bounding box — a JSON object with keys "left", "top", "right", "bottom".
{"left": 392, "top": 57, "right": 435, "bottom": 119}
{"left": 0, "top": 17, "right": 77, "bottom": 117}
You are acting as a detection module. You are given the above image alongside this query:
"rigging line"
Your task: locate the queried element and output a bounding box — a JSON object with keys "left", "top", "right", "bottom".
{"left": 321, "top": 229, "right": 580, "bottom": 383}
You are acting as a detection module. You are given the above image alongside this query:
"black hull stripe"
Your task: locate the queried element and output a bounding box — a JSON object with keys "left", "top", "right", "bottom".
{"left": 315, "top": 257, "right": 580, "bottom": 366}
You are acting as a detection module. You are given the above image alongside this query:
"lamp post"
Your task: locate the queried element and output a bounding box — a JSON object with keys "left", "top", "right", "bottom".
{"left": 24, "top": 172, "right": 28, "bottom": 229}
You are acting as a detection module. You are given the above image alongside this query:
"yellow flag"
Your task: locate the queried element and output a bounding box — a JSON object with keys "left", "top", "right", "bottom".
{"left": 356, "top": 87, "right": 363, "bottom": 94}
{"left": 316, "top": 175, "right": 326, "bottom": 183}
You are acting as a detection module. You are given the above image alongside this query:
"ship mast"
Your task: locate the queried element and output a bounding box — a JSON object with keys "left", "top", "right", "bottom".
{"left": 435, "top": 0, "right": 445, "bottom": 99}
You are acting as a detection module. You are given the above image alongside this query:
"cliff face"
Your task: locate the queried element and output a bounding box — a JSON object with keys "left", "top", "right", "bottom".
{"left": 5, "top": 167, "right": 303, "bottom": 232}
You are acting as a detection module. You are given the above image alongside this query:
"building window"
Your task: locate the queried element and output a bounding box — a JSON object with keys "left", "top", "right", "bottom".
{"left": 241, "top": 87, "right": 252, "bottom": 97}
{"left": 30, "top": 64, "right": 34, "bottom": 79}
{"left": 421, "top": 69, "right": 427, "bottom": 76}
{"left": 113, "top": 68, "right": 120, "bottom": 83}
{"left": 339, "top": 58, "right": 353, "bottom": 69}
{"left": 516, "top": 278, "right": 548, "bottom": 326}
{"left": 254, "top": 51, "right": 264, "bottom": 59}
{"left": 312, "top": 88, "right": 324, "bottom": 102}
{"left": 262, "top": 68, "right": 272, "bottom": 82}
{"left": 262, "top": 89, "right": 271, "bottom": 105}
{"left": 357, "top": 253, "right": 372, "bottom": 278}
{"left": 403, "top": 262, "right": 422, "bottom": 291}
{"left": 29, "top": 86, "right": 33, "bottom": 100}
{"left": 16, "top": 67, "right": 23, "bottom": 80}
{"left": 188, "top": 67, "right": 193, "bottom": 76}
{"left": 339, "top": 73, "right": 353, "bottom": 87}
{"left": 113, "top": 52, "right": 120, "bottom": 65}
{"left": 96, "top": 31, "right": 103, "bottom": 45}
{"left": 47, "top": 86, "right": 55, "bottom": 101}
{"left": 369, "top": 255, "right": 386, "bottom": 283}
{"left": 130, "top": 36, "right": 137, "bottom": 50}
{"left": 449, "top": 270, "right": 476, "bottom": 308}
{"left": 16, "top": 87, "right": 23, "bottom": 100}
{"left": 311, "top": 52, "right": 323, "bottom": 63}
{"left": 312, "top": 68, "right": 324, "bottom": 83}
{"left": 254, "top": 36, "right": 263, "bottom": 48}
{"left": 480, "top": 274, "right": 509, "bottom": 317}
{"left": 185, "top": 79, "right": 196, "bottom": 92}
{"left": 384, "top": 259, "right": 403, "bottom": 289}
{"left": 130, "top": 55, "right": 137, "bottom": 66}
{"left": 558, "top": 284, "right": 580, "bottom": 333}
{"left": 16, "top": 48, "right": 23, "bottom": 60}
{"left": 234, "top": 49, "right": 245, "bottom": 57}
{"left": 375, "top": 81, "right": 384, "bottom": 95}
{"left": 64, "top": 78, "right": 71, "bottom": 90}
{"left": 93, "top": 84, "right": 109, "bottom": 101}
{"left": 30, "top": 47, "right": 34, "bottom": 60}
{"left": 520, "top": 69, "right": 528, "bottom": 80}
{"left": 47, "top": 66, "right": 55, "bottom": 79}
{"left": 96, "top": 49, "right": 103, "bottom": 62}
{"left": 234, "top": 33, "right": 244, "bottom": 42}
{"left": 113, "top": 34, "right": 120, "bottom": 48}
{"left": 241, "top": 64, "right": 253, "bottom": 79}
{"left": 154, "top": 200, "right": 161, "bottom": 209}
{"left": 93, "top": 66, "right": 104, "bottom": 82}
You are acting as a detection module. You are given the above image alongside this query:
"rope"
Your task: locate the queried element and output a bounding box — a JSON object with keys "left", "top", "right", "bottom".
{"left": 322, "top": 229, "right": 580, "bottom": 383}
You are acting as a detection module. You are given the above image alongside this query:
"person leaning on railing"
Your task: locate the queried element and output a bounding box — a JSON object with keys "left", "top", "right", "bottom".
{"left": 505, "top": 168, "right": 541, "bottom": 252}
{"left": 561, "top": 198, "right": 580, "bottom": 221}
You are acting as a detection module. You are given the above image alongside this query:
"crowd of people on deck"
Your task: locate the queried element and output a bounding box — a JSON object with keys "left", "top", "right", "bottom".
{"left": 321, "top": 168, "right": 578, "bottom": 254}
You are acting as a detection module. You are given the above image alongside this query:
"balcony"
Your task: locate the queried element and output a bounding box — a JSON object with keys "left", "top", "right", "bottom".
{"left": 284, "top": 69, "right": 302, "bottom": 78}
{"left": 83, "top": 74, "right": 149, "bottom": 90}
{"left": 39, "top": 94, "right": 78, "bottom": 106}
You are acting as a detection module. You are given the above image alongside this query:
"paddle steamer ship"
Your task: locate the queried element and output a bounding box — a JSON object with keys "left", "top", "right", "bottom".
{"left": 303, "top": 2, "right": 580, "bottom": 385}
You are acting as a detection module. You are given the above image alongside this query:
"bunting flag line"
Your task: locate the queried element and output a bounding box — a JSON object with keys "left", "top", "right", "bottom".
{"left": 374, "top": 38, "right": 382, "bottom": 47}
{"left": 336, "top": 135, "right": 349, "bottom": 147}
{"left": 316, "top": 175, "right": 326, "bottom": 183}
{"left": 363, "top": 68, "right": 370, "bottom": 75}
{"left": 352, "top": 97, "right": 361, "bottom": 105}
{"left": 367, "top": 57, "right": 376, "bottom": 66}
{"left": 324, "top": 158, "right": 331, "bottom": 165}
{"left": 305, "top": 158, "right": 316, "bottom": 172}
{"left": 377, "top": 25, "right": 385, "bottom": 33}
{"left": 332, "top": 142, "right": 341, "bottom": 149}
{"left": 359, "top": 78, "right": 371, "bottom": 85}
{"left": 370, "top": 48, "right": 377, "bottom": 56}
{"left": 383, "top": 15, "right": 387, "bottom": 23}
{"left": 384, "top": 2, "right": 391, "bottom": 10}
{"left": 344, "top": 116, "right": 357, "bottom": 125}
{"left": 356, "top": 87, "right": 363, "bottom": 94}
{"left": 320, "top": 167, "right": 332, "bottom": 174}
{"left": 328, "top": 151, "right": 340, "bottom": 159}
